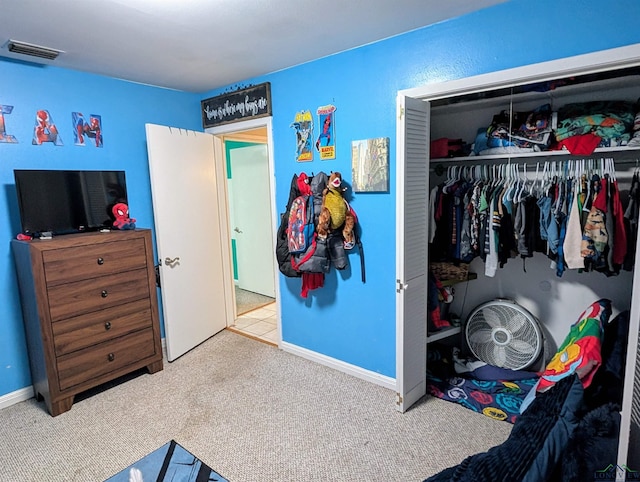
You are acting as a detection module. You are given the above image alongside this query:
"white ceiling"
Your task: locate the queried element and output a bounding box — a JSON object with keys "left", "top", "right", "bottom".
{"left": 0, "top": 0, "right": 506, "bottom": 93}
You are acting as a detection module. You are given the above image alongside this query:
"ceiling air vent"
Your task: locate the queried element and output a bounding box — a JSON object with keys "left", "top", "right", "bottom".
{"left": 6, "top": 40, "right": 62, "bottom": 61}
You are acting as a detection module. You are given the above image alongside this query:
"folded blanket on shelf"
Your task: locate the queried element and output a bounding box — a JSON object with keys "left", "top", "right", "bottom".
{"left": 555, "top": 100, "right": 635, "bottom": 142}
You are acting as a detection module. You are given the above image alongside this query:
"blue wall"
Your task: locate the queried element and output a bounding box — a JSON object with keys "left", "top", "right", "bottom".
{"left": 2, "top": 0, "right": 640, "bottom": 399}
{"left": 201, "top": 0, "right": 640, "bottom": 378}
{"left": 0, "top": 59, "right": 200, "bottom": 396}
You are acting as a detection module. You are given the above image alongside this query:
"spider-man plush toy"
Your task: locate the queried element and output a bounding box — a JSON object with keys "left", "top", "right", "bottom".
{"left": 112, "top": 202, "right": 136, "bottom": 230}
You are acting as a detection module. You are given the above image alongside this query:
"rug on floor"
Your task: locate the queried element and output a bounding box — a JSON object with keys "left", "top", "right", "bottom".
{"left": 105, "top": 439, "right": 228, "bottom": 482}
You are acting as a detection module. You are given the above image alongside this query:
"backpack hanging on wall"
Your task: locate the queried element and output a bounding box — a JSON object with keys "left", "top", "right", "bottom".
{"left": 275, "top": 173, "right": 302, "bottom": 278}
{"left": 287, "top": 194, "right": 315, "bottom": 254}
{"left": 277, "top": 172, "right": 325, "bottom": 277}
{"left": 284, "top": 171, "right": 328, "bottom": 257}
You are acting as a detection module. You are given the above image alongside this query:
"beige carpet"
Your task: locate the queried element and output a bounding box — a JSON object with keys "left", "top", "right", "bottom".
{"left": 0, "top": 330, "right": 511, "bottom": 482}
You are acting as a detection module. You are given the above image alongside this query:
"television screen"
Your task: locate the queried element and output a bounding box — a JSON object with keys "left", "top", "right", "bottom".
{"left": 14, "top": 169, "right": 128, "bottom": 237}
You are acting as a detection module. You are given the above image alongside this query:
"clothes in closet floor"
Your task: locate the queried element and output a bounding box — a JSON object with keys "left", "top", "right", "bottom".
{"left": 228, "top": 302, "right": 278, "bottom": 345}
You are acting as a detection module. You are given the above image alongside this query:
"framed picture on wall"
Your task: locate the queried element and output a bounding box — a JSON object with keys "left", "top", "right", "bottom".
{"left": 351, "top": 137, "right": 389, "bottom": 193}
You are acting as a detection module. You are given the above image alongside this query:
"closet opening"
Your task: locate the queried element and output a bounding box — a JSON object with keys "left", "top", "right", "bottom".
{"left": 395, "top": 43, "right": 640, "bottom": 473}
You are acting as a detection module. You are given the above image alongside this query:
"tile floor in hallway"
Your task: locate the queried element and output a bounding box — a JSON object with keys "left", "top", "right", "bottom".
{"left": 228, "top": 302, "right": 278, "bottom": 345}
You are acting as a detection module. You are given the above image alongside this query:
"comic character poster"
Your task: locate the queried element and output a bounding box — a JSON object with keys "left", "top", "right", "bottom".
{"left": 291, "top": 110, "right": 313, "bottom": 162}
{"left": 32, "top": 109, "right": 63, "bottom": 145}
{"left": 315, "top": 104, "right": 336, "bottom": 160}
{"left": 0, "top": 105, "right": 18, "bottom": 143}
{"left": 73, "top": 112, "right": 103, "bottom": 147}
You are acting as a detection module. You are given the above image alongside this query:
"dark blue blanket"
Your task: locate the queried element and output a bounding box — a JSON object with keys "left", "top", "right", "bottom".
{"left": 424, "top": 375, "right": 583, "bottom": 482}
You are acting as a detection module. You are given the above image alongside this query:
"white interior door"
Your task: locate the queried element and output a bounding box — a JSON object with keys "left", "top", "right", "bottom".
{"left": 395, "top": 94, "right": 430, "bottom": 412}
{"left": 145, "top": 124, "right": 228, "bottom": 361}
{"left": 229, "top": 143, "right": 275, "bottom": 297}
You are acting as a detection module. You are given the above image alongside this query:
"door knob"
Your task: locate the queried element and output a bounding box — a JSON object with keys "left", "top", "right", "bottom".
{"left": 164, "top": 256, "right": 180, "bottom": 266}
{"left": 234, "top": 227, "right": 242, "bottom": 233}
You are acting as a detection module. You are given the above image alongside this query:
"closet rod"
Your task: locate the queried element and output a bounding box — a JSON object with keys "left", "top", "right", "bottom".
{"left": 431, "top": 157, "right": 640, "bottom": 172}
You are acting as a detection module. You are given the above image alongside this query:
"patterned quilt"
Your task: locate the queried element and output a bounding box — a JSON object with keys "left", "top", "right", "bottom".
{"left": 426, "top": 374, "right": 538, "bottom": 424}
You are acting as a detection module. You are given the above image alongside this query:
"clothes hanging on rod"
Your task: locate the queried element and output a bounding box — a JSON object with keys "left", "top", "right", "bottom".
{"left": 429, "top": 158, "right": 635, "bottom": 278}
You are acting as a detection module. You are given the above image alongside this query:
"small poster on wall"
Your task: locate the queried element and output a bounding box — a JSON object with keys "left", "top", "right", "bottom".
{"left": 73, "top": 113, "right": 103, "bottom": 147}
{"left": 33, "top": 109, "right": 63, "bottom": 146}
{"left": 291, "top": 110, "right": 314, "bottom": 162}
{"left": 351, "top": 137, "right": 389, "bottom": 193}
{"left": 315, "top": 104, "right": 336, "bottom": 160}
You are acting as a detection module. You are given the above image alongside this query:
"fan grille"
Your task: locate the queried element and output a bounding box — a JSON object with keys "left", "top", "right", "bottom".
{"left": 465, "top": 301, "right": 542, "bottom": 370}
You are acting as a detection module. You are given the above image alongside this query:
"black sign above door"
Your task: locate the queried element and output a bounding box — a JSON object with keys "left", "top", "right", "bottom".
{"left": 201, "top": 82, "right": 272, "bottom": 128}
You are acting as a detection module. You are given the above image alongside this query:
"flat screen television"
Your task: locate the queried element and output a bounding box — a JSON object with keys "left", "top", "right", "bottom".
{"left": 14, "top": 169, "right": 128, "bottom": 237}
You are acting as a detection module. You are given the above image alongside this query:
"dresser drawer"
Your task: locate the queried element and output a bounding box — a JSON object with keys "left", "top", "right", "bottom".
{"left": 12, "top": 230, "right": 163, "bottom": 416}
{"left": 52, "top": 299, "right": 153, "bottom": 356}
{"left": 48, "top": 268, "right": 150, "bottom": 322}
{"left": 56, "top": 327, "right": 157, "bottom": 391}
{"left": 43, "top": 238, "right": 147, "bottom": 285}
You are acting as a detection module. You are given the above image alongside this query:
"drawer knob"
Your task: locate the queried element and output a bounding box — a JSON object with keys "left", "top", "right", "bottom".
{"left": 97, "top": 257, "right": 104, "bottom": 265}
{"left": 104, "top": 321, "right": 112, "bottom": 330}
{"left": 101, "top": 290, "right": 108, "bottom": 298}
{"left": 108, "top": 353, "right": 115, "bottom": 362}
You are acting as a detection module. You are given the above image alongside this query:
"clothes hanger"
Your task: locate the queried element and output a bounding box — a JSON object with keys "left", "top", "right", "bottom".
{"left": 607, "top": 157, "right": 616, "bottom": 183}
{"left": 474, "top": 164, "right": 482, "bottom": 183}
{"left": 541, "top": 161, "right": 550, "bottom": 195}
{"left": 442, "top": 165, "right": 455, "bottom": 193}
{"left": 543, "top": 160, "right": 557, "bottom": 197}
{"left": 583, "top": 158, "right": 594, "bottom": 212}
{"left": 532, "top": 161, "right": 541, "bottom": 197}
{"left": 502, "top": 163, "right": 514, "bottom": 203}
{"left": 516, "top": 163, "right": 528, "bottom": 202}
{"left": 575, "top": 159, "right": 585, "bottom": 202}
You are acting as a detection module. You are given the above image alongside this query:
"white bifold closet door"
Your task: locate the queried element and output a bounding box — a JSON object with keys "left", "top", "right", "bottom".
{"left": 145, "top": 124, "right": 228, "bottom": 362}
{"left": 619, "top": 225, "right": 640, "bottom": 473}
{"left": 395, "top": 95, "right": 430, "bottom": 412}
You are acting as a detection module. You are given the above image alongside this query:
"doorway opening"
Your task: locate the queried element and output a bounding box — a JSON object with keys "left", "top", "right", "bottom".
{"left": 207, "top": 119, "right": 279, "bottom": 346}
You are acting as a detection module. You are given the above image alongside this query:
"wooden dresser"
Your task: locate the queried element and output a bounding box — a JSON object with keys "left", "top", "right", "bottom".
{"left": 11, "top": 229, "right": 163, "bottom": 416}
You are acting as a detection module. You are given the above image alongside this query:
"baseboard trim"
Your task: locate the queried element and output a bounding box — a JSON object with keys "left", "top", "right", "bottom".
{"left": 280, "top": 341, "right": 396, "bottom": 390}
{"left": 0, "top": 386, "right": 34, "bottom": 410}
{"left": 1, "top": 341, "right": 395, "bottom": 410}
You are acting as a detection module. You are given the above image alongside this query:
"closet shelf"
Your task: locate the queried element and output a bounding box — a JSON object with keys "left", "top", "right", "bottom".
{"left": 440, "top": 273, "right": 477, "bottom": 286}
{"left": 427, "top": 326, "right": 461, "bottom": 343}
{"left": 431, "top": 145, "right": 640, "bottom": 164}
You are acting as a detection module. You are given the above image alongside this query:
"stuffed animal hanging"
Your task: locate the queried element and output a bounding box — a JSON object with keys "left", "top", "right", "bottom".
{"left": 317, "top": 172, "right": 355, "bottom": 248}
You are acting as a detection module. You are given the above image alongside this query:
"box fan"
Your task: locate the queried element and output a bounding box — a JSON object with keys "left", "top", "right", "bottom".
{"left": 464, "top": 299, "right": 543, "bottom": 371}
